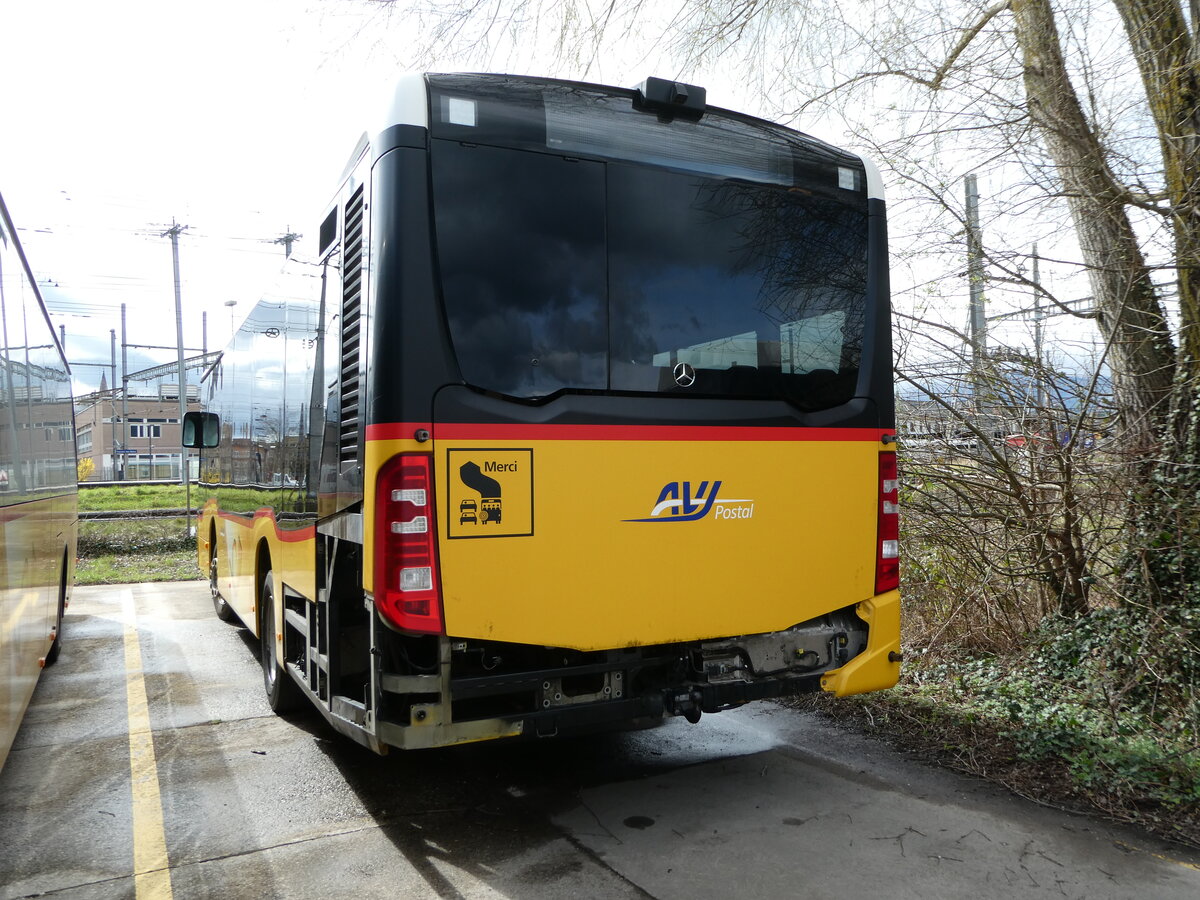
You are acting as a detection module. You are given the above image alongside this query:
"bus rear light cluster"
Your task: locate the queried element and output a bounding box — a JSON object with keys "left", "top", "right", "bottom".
{"left": 876, "top": 451, "right": 900, "bottom": 594}
{"left": 375, "top": 453, "right": 444, "bottom": 633}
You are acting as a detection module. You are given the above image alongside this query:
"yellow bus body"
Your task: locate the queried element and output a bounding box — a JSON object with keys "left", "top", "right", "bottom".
{"left": 202, "top": 506, "right": 316, "bottom": 640}
{"left": 0, "top": 494, "right": 76, "bottom": 769}
{"left": 358, "top": 425, "right": 900, "bottom": 697}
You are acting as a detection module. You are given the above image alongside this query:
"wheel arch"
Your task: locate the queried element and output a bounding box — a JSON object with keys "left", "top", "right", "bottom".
{"left": 58, "top": 544, "right": 70, "bottom": 601}
{"left": 255, "top": 537, "right": 274, "bottom": 634}
{"left": 45, "top": 544, "right": 71, "bottom": 666}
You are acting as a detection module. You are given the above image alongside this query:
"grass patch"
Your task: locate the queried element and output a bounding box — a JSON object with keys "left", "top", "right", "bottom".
{"left": 78, "top": 517, "right": 196, "bottom": 556}
{"left": 77, "top": 549, "right": 201, "bottom": 585}
{"left": 76, "top": 514, "right": 202, "bottom": 586}
{"left": 79, "top": 483, "right": 196, "bottom": 511}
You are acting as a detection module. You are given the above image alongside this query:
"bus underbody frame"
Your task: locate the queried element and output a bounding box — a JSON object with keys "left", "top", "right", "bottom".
{"left": 283, "top": 522, "right": 870, "bottom": 752}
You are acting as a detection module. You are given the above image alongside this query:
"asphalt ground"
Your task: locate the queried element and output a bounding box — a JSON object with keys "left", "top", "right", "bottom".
{"left": 2, "top": 582, "right": 1199, "bottom": 899}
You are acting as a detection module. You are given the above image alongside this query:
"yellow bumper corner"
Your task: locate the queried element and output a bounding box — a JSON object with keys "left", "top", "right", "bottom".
{"left": 820, "top": 589, "right": 901, "bottom": 697}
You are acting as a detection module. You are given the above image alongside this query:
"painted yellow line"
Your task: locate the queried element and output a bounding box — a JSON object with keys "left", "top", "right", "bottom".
{"left": 122, "top": 589, "right": 174, "bottom": 900}
{"left": 1113, "top": 841, "right": 1200, "bottom": 872}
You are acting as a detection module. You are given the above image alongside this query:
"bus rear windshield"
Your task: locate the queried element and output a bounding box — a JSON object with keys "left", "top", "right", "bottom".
{"left": 429, "top": 79, "right": 868, "bottom": 411}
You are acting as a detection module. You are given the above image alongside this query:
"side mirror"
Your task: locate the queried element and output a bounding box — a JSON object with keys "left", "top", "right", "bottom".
{"left": 182, "top": 411, "right": 220, "bottom": 449}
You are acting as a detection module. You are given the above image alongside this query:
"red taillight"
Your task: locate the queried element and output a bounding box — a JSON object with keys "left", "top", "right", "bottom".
{"left": 876, "top": 451, "right": 900, "bottom": 594}
{"left": 375, "top": 453, "right": 444, "bottom": 633}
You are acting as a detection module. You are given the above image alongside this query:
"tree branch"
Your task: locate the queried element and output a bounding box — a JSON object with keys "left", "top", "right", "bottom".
{"left": 922, "top": 0, "right": 1013, "bottom": 91}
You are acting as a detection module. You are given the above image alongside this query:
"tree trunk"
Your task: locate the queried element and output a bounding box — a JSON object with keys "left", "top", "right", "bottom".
{"left": 1110, "top": 0, "right": 1200, "bottom": 382}
{"left": 1106, "top": 0, "right": 1200, "bottom": 604}
{"left": 1010, "top": 0, "right": 1176, "bottom": 453}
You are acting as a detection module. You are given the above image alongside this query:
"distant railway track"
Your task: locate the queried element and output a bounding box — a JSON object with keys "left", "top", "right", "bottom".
{"left": 79, "top": 509, "right": 196, "bottom": 520}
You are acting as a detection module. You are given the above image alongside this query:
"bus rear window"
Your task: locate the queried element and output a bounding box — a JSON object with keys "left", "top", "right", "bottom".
{"left": 431, "top": 138, "right": 867, "bottom": 411}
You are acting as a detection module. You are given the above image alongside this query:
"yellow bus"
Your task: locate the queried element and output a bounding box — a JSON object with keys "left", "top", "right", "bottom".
{"left": 0, "top": 191, "right": 78, "bottom": 770}
{"left": 188, "top": 74, "right": 900, "bottom": 752}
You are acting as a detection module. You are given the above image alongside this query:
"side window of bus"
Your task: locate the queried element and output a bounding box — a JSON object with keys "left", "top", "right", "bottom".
{"left": 0, "top": 222, "right": 75, "bottom": 497}
{"left": 0, "top": 224, "right": 27, "bottom": 500}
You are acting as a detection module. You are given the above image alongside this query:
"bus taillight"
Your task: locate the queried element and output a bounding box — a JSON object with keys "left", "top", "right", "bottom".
{"left": 375, "top": 453, "right": 445, "bottom": 633}
{"left": 876, "top": 451, "right": 900, "bottom": 594}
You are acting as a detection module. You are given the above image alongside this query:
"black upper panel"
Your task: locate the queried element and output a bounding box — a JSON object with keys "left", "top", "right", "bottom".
{"left": 427, "top": 74, "right": 867, "bottom": 195}
{"left": 427, "top": 75, "right": 870, "bottom": 413}
{"left": 367, "top": 75, "right": 892, "bottom": 433}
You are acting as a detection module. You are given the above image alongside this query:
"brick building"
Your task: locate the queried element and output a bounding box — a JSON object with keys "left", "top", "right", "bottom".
{"left": 75, "top": 384, "right": 200, "bottom": 481}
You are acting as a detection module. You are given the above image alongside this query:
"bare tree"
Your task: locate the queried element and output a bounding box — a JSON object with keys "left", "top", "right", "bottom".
{"left": 896, "top": 306, "right": 1121, "bottom": 641}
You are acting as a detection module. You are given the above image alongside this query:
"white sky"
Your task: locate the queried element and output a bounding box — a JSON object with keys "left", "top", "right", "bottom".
{"left": 1, "top": 0, "right": 1106, "bottom": 395}
{"left": 1, "top": 0, "right": 775, "bottom": 394}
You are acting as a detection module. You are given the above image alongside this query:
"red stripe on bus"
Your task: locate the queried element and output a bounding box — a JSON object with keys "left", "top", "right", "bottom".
{"left": 0, "top": 505, "right": 35, "bottom": 525}
{"left": 215, "top": 509, "right": 316, "bottom": 543}
{"left": 0, "top": 495, "right": 73, "bottom": 524}
{"left": 365, "top": 422, "right": 889, "bottom": 443}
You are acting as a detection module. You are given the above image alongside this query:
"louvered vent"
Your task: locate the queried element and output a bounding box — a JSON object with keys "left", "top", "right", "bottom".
{"left": 339, "top": 186, "right": 365, "bottom": 464}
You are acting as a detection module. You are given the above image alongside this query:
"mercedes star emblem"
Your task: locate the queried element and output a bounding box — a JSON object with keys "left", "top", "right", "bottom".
{"left": 673, "top": 362, "right": 697, "bottom": 387}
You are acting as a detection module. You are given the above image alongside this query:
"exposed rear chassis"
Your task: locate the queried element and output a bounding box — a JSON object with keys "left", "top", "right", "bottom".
{"left": 283, "top": 594, "right": 872, "bottom": 752}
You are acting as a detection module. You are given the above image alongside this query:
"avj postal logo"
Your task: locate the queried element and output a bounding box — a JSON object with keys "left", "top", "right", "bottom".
{"left": 624, "top": 480, "right": 755, "bottom": 522}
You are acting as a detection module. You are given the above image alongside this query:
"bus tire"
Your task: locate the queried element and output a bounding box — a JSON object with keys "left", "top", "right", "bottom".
{"left": 260, "top": 569, "right": 304, "bottom": 713}
{"left": 210, "top": 555, "right": 236, "bottom": 623}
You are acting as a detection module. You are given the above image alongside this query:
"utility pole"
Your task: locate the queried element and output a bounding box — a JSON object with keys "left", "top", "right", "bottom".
{"left": 162, "top": 220, "right": 190, "bottom": 504}
{"left": 274, "top": 229, "right": 301, "bottom": 259}
{"left": 110, "top": 328, "right": 118, "bottom": 474}
{"left": 225, "top": 300, "right": 238, "bottom": 341}
{"left": 1031, "top": 245, "right": 1048, "bottom": 411}
{"left": 965, "top": 174, "right": 987, "bottom": 410}
{"left": 121, "top": 303, "right": 129, "bottom": 481}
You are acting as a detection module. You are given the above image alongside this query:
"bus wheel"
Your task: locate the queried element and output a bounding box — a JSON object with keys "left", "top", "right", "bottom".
{"left": 260, "top": 569, "right": 304, "bottom": 713}
{"left": 210, "top": 556, "right": 236, "bottom": 622}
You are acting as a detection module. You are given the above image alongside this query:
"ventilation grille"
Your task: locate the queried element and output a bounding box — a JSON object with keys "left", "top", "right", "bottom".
{"left": 339, "top": 186, "right": 365, "bottom": 464}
